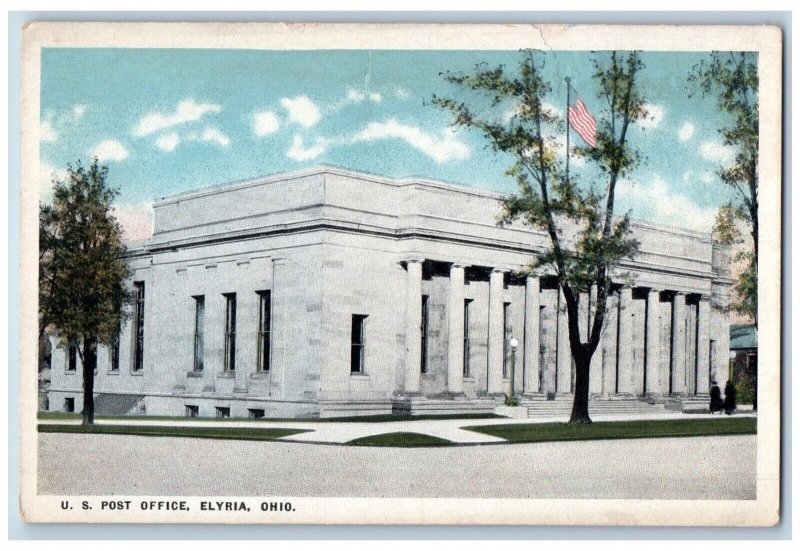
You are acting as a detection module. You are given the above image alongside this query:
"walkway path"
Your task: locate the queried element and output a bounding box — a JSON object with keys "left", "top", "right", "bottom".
{"left": 38, "top": 411, "right": 757, "bottom": 444}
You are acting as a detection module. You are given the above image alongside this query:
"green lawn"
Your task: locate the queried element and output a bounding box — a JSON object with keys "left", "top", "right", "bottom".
{"left": 37, "top": 411, "right": 501, "bottom": 423}
{"left": 346, "top": 432, "right": 454, "bottom": 447}
{"left": 37, "top": 423, "right": 311, "bottom": 441}
{"left": 464, "top": 417, "right": 757, "bottom": 443}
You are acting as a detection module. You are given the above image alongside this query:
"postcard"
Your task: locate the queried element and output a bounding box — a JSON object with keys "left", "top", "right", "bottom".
{"left": 19, "top": 22, "right": 782, "bottom": 525}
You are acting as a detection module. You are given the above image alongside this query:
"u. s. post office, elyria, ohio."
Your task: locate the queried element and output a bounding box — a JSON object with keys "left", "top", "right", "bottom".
{"left": 46, "top": 165, "right": 733, "bottom": 419}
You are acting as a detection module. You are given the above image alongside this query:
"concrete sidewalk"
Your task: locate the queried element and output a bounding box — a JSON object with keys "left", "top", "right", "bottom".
{"left": 37, "top": 411, "right": 757, "bottom": 444}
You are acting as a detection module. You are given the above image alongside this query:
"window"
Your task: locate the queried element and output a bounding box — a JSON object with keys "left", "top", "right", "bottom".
{"left": 216, "top": 406, "right": 231, "bottom": 418}
{"left": 503, "top": 302, "right": 512, "bottom": 378}
{"left": 463, "top": 299, "right": 472, "bottom": 377}
{"left": 64, "top": 397, "right": 75, "bottom": 413}
{"left": 350, "top": 314, "right": 367, "bottom": 373}
{"left": 193, "top": 296, "right": 205, "bottom": 372}
{"left": 223, "top": 293, "right": 237, "bottom": 371}
{"left": 185, "top": 405, "right": 199, "bottom": 418}
{"left": 248, "top": 408, "right": 265, "bottom": 419}
{"left": 66, "top": 343, "right": 77, "bottom": 372}
{"left": 132, "top": 281, "right": 145, "bottom": 372}
{"left": 109, "top": 332, "right": 120, "bottom": 371}
{"left": 420, "top": 295, "right": 429, "bottom": 373}
{"left": 257, "top": 291, "right": 272, "bottom": 372}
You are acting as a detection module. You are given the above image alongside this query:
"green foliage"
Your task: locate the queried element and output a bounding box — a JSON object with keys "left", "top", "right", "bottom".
{"left": 712, "top": 203, "right": 743, "bottom": 245}
{"left": 733, "top": 251, "right": 757, "bottom": 320}
{"left": 504, "top": 395, "right": 520, "bottom": 407}
{"left": 735, "top": 378, "right": 755, "bottom": 406}
{"left": 432, "top": 50, "right": 643, "bottom": 351}
{"left": 690, "top": 52, "right": 759, "bottom": 323}
{"left": 39, "top": 159, "right": 133, "bottom": 348}
{"left": 464, "top": 417, "right": 757, "bottom": 443}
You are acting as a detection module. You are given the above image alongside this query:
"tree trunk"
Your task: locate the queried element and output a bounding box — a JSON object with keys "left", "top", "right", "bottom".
{"left": 81, "top": 336, "right": 97, "bottom": 426}
{"left": 569, "top": 350, "right": 592, "bottom": 424}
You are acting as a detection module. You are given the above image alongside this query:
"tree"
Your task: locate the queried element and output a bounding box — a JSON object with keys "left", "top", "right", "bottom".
{"left": 690, "top": 52, "right": 759, "bottom": 325}
{"left": 39, "top": 159, "right": 132, "bottom": 425}
{"left": 433, "top": 51, "right": 646, "bottom": 423}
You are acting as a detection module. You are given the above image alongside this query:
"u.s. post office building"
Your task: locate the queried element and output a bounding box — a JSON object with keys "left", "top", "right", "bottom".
{"left": 46, "top": 166, "right": 733, "bottom": 418}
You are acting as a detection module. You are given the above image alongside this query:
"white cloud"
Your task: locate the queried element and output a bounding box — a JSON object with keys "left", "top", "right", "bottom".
{"left": 699, "top": 140, "right": 736, "bottom": 165}
{"left": 393, "top": 86, "right": 411, "bottom": 99}
{"left": 155, "top": 133, "right": 180, "bottom": 152}
{"left": 200, "top": 127, "right": 230, "bottom": 147}
{"left": 286, "top": 135, "right": 329, "bottom": 161}
{"left": 280, "top": 96, "right": 321, "bottom": 128}
{"left": 39, "top": 162, "right": 68, "bottom": 201}
{"left": 351, "top": 119, "right": 470, "bottom": 163}
{"left": 40, "top": 120, "right": 58, "bottom": 143}
{"left": 700, "top": 171, "right": 716, "bottom": 183}
{"left": 252, "top": 111, "right": 280, "bottom": 136}
{"left": 617, "top": 176, "right": 717, "bottom": 232}
{"left": 678, "top": 121, "right": 695, "bottom": 142}
{"left": 638, "top": 104, "right": 665, "bottom": 130}
{"left": 72, "top": 104, "right": 87, "bottom": 119}
{"left": 346, "top": 88, "right": 382, "bottom": 103}
{"left": 113, "top": 202, "right": 154, "bottom": 242}
{"left": 91, "top": 140, "right": 129, "bottom": 162}
{"left": 133, "top": 98, "right": 222, "bottom": 137}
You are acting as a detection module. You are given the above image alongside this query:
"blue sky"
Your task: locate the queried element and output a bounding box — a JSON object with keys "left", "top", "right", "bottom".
{"left": 39, "top": 48, "right": 748, "bottom": 240}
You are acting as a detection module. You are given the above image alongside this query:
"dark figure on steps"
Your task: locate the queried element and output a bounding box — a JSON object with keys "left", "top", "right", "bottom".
{"left": 709, "top": 381, "right": 723, "bottom": 414}
{"left": 724, "top": 380, "right": 737, "bottom": 415}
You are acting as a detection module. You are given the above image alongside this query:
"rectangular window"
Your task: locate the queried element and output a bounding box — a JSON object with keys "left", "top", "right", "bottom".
{"left": 350, "top": 314, "right": 367, "bottom": 373}
{"left": 185, "top": 405, "right": 199, "bottom": 418}
{"left": 248, "top": 408, "right": 265, "bottom": 419}
{"left": 64, "top": 397, "right": 75, "bottom": 413}
{"left": 67, "top": 343, "right": 77, "bottom": 372}
{"left": 223, "top": 293, "right": 237, "bottom": 371}
{"left": 463, "top": 299, "right": 472, "bottom": 377}
{"left": 216, "top": 406, "right": 230, "bottom": 418}
{"left": 420, "top": 295, "right": 429, "bottom": 373}
{"left": 193, "top": 296, "right": 205, "bottom": 372}
{"left": 132, "top": 281, "right": 145, "bottom": 372}
{"left": 110, "top": 331, "right": 120, "bottom": 371}
{"left": 503, "top": 302, "right": 512, "bottom": 378}
{"left": 257, "top": 291, "right": 272, "bottom": 372}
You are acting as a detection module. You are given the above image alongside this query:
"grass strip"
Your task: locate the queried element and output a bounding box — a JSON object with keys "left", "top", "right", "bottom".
{"left": 346, "top": 431, "right": 454, "bottom": 447}
{"left": 38, "top": 411, "right": 502, "bottom": 423}
{"left": 463, "top": 417, "right": 757, "bottom": 443}
{"left": 38, "top": 423, "right": 310, "bottom": 442}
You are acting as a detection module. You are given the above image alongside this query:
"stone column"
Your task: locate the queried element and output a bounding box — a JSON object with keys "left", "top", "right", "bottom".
{"left": 523, "top": 276, "right": 541, "bottom": 394}
{"left": 556, "top": 287, "right": 572, "bottom": 393}
{"left": 487, "top": 268, "right": 506, "bottom": 395}
{"left": 446, "top": 263, "right": 466, "bottom": 395}
{"left": 616, "top": 287, "right": 633, "bottom": 394}
{"left": 603, "top": 293, "right": 619, "bottom": 396}
{"left": 588, "top": 286, "right": 603, "bottom": 394}
{"left": 671, "top": 292, "right": 687, "bottom": 395}
{"left": 645, "top": 288, "right": 662, "bottom": 396}
{"left": 404, "top": 258, "right": 423, "bottom": 394}
{"left": 270, "top": 258, "right": 287, "bottom": 397}
{"left": 695, "top": 295, "right": 711, "bottom": 395}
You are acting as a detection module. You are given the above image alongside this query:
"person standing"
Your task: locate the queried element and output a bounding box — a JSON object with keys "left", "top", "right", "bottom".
{"left": 724, "top": 380, "right": 738, "bottom": 415}
{"left": 710, "top": 381, "right": 723, "bottom": 414}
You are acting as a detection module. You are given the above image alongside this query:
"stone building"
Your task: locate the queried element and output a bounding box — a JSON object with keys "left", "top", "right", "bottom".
{"left": 46, "top": 166, "right": 733, "bottom": 418}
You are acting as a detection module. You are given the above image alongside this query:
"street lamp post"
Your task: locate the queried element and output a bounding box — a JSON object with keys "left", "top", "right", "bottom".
{"left": 508, "top": 336, "right": 519, "bottom": 403}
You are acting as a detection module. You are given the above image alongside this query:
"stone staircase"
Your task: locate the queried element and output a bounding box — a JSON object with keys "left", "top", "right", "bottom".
{"left": 519, "top": 395, "right": 669, "bottom": 419}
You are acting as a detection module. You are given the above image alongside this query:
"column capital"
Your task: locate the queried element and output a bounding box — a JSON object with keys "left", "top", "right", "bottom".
{"left": 491, "top": 267, "right": 510, "bottom": 274}
{"left": 450, "top": 262, "right": 467, "bottom": 270}
{"left": 405, "top": 256, "right": 425, "bottom": 264}
{"left": 647, "top": 287, "right": 662, "bottom": 295}
{"left": 674, "top": 291, "right": 687, "bottom": 297}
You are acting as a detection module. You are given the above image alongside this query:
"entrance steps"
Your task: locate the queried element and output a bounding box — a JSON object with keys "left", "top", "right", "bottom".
{"left": 518, "top": 396, "right": 669, "bottom": 418}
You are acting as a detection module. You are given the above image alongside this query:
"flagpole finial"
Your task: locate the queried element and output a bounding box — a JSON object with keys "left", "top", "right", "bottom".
{"left": 565, "top": 76, "right": 571, "bottom": 84}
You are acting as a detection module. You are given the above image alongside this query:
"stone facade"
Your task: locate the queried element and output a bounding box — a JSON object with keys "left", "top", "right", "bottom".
{"left": 47, "top": 166, "right": 733, "bottom": 418}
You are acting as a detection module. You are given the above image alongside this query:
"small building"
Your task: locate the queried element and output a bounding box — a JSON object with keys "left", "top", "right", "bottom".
{"left": 730, "top": 323, "right": 757, "bottom": 407}
{"left": 46, "top": 166, "right": 733, "bottom": 418}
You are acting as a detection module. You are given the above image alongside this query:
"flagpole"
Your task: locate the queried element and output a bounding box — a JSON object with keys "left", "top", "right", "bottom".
{"left": 565, "top": 76, "right": 571, "bottom": 184}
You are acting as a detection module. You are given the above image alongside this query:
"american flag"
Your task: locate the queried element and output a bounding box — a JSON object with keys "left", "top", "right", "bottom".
{"left": 568, "top": 98, "right": 597, "bottom": 148}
